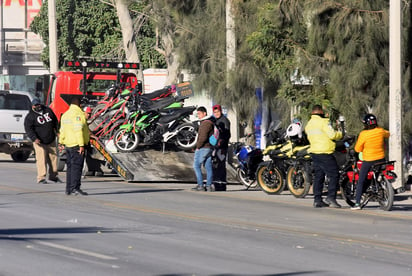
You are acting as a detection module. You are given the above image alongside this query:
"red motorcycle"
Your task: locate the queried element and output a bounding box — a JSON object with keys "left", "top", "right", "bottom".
{"left": 339, "top": 149, "right": 396, "bottom": 211}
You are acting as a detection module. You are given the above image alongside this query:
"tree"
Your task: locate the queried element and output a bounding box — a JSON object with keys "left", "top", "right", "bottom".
{"left": 247, "top": 0, "right": 412, "bottom": 137}
{"left": 30, "top": 0, "right": 165, "bottom": 70}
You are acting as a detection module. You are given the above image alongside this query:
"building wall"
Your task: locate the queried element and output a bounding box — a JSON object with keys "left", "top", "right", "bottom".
{"left": 0, "top": 0, "right": 48, "bottom": 93}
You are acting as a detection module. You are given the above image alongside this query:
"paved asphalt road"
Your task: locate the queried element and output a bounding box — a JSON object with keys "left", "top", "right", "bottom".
{"left": 1, "top": 154, "right": 412, "bottom": 276}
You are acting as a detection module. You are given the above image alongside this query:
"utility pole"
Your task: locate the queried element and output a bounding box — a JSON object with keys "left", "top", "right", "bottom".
{"left": 389, "top": 0, "right": 403, "bottom": 191}
{"left": 226, "top": 0, "right": 238, "bottom": 141}
{"left": 48, "top": 0, "right": 58, "bottom": 73}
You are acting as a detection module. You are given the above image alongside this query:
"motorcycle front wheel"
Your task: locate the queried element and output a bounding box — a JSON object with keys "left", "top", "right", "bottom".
{"left": 376, "top": 177, "right": 394, "bottom": 211}
{"left": 257, "top": 162, "right": 285, "bottom": 194}
{"left": 286, "top": 166, "right": 311, "bottom": 198}
{"left": 237, "top": 168, "right": 259, "bottom": 190}
{"left": 175, "top": 123, "right": 198, "bottom": 150}
{"left": 113, "top": 129, "right": 140, "bottom": 152}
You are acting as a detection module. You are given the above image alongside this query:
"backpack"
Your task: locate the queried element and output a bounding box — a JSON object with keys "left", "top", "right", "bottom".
{"left": 209, "top": 122, "right": 220, "bottom": 147}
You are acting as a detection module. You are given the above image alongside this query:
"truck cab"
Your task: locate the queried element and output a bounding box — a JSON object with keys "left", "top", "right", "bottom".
{"left": 45, "top": 60, "right": 140, "bottom": 171}
{"left": 46, "top": 61, "right": 140, "bottom": 120}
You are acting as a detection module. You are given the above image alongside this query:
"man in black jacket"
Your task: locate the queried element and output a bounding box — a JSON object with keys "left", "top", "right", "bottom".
{"left": 212, "top": 104, "right": 231, "bottom": 191}
{"left": 24, "top": 98, "right": 61, "bottom": 184}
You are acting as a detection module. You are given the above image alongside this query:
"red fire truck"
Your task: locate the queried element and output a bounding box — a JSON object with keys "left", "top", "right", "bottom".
{"left": 46, "top": 60, "right": 140, "bottom": 120}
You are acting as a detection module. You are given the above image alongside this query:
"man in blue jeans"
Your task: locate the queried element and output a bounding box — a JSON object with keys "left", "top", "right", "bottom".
{"left": 192, "top": 106, "right": 214, "bottom": 191}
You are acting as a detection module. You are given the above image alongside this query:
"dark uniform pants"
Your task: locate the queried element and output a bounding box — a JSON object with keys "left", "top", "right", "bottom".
{"left": 65, "top": 146, "right": 85, "bottom": 193}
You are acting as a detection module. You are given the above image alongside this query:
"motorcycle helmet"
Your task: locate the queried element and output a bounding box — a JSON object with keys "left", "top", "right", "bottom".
{"left": 362, "top": 114, "right": 377, "bottom": 128}
{"left": 286, "top": 123, "right": 303, "bottom": 139}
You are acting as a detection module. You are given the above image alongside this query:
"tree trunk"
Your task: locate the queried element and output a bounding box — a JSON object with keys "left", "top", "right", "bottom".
{"left": 114, "top": 0, "right": 142, "bottom": 80}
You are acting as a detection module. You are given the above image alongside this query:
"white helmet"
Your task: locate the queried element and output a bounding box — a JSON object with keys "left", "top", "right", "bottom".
{"left": 286, "top": 123, "right": 303, "bottom": 139}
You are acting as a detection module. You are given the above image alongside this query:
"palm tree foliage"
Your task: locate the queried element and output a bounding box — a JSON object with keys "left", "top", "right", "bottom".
{"left": 247, "top": 0, "right": 412, "bottom": 137}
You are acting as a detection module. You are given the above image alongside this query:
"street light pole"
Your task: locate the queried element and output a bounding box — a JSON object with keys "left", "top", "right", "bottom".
{"left": 389, "top": 0, "right": 403, "bottom": 191}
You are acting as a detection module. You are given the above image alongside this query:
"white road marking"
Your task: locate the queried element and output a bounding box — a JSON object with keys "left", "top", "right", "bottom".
{"left": 34, "top": 240, "right": 118, "bottom": 260}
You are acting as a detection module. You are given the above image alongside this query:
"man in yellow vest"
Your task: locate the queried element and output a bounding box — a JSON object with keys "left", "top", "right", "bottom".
{"left": 305, "top": 105, "right": 343, "bottom": 208}
{"left": 59, "top": 96, "right": 89, "bottom": 195}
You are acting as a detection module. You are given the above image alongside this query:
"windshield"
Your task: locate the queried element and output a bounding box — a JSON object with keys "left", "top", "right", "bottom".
{"left": 0, "top": 94, "right": 31, "bottom": 110}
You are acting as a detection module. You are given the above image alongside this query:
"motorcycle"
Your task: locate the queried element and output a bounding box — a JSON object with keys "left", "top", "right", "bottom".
{"left": 113, "top": 104, "right": 198, "bottom": 152}
{"left": 285, "top": 136, "right": 354, "bottom": 198}
{"left": 230, "top": 141, "right": 263, "bottom": 190}
{"left": 339, "top": 149, "right": 396, "bottom": 211}
{"left": 256, "top": 140, "right": 294, "bottom": 194}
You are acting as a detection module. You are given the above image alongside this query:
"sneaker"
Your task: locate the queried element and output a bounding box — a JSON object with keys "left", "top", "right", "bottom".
{"left": 95, "top": 171, "right": 104, "bottom": 177}
{"left": 37, "top": 179, "right": 47, "bottom": 184}
{"left": 205, "top": 185, "right": 215, "bottom": 192}
{"left": 73, "top": 189, "right": 88, "bottom": 196}
{"left": 313, "top": 201, "right": 329, "bottom": 208}
{"left": 324, "top": 198, "right": 342, "bottom": 208}
{"left": 351, "top": 203, "right": 361, "bottom": 210}
{"left": 49, "top": 177, "right": 63, "bottom": 183}
{"left": 191, "top": 185, "right": 203, "bottom": 191}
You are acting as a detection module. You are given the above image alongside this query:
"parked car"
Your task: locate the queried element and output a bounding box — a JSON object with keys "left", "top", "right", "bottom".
{"left": 0, "top": 90, "right": 34, "bottom": 162}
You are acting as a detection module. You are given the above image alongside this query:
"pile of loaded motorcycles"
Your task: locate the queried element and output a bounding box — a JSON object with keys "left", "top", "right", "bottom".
{"left": 86, "top": 84, "right": 397, "bottom": 211}
{"left": 86, "top": 83, "right": 198, "bottom": 152}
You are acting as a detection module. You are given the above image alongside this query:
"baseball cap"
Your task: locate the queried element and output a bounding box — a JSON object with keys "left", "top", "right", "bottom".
{"left": 31, "top": 98, "right": 41, "bottom": 106}
{"left": 213, "top": 104, "right": 222, "bottom": 112}
{"left": 84, "top": 106, "right": 92, "bottom": 113}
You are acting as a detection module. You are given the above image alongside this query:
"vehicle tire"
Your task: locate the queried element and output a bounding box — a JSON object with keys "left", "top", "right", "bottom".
{"left": 377, "top": 177, "right": 395, "bottom": 211}
{"left": 175, "top": 122, "right": 198, "bottom": 150}
{"left": 256, "top": 161, "right": 285, "bottom": 194}
{"left": 237, "top": 168, "right": 259, "bottom": 190}
{"left": 57, "top": 159, "right": 65, "bottom": 172}
{"left": 339, "top": 176, "right": 356, "bottom": 207}
{"left": 113, "top": 128, "right": 139, "bottom": 152}
{"left": 89, "top": 103, "right": 108, "bottom": 131}
{"left": 286, "top": 166, "right": 311, "bottom": 198}
{"left": 11, "top": 150, "right": 31, "bottom": 162}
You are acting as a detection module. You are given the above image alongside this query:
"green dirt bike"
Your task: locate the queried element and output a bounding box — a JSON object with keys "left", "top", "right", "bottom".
{"left": 113, "top": 100, "right": 197, "bottom": 152}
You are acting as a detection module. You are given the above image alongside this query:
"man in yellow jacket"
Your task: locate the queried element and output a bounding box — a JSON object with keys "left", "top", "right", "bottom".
{"left": 305, "top": 105, "right": 343, "bottom": 208}
{"left": 59, "top": 96, "right": 90, "bottom": 196}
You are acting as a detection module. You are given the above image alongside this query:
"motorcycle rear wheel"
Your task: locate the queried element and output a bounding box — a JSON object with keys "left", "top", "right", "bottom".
{"left": 113, "top": 129, "right": 140, "bottom": 152}
{"left": 237, "top": 168, "right": 259, "bottom": 190}
{"left": 257, "top": 162, "right": 285, "bottom": 194}
{"left": 340, "top": 176, "right": 357, "bottom": 207}
{"left": 175, "top": 123, "right": 198, "bottom": 150}
{"left": 376, "top": 178, "right": 394, "bottom": 211}
{"left": 286, "top": 166, "right": 311, "bottom": 198}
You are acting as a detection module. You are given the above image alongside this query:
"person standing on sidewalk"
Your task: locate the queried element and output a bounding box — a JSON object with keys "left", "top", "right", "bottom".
{"left": 59, "top": 97, "right": 89, "bottom": 196}
{"left": 212, "top": 104, "right": 231, "bottom": 191}
{"left": 24, "top": 98, "right": 61, "bottom": 184}
{"left": 305, "top": 104, "right": 343, "bottom": 208}
{"left": 192, "top": 106, "right": 214, "bottom": 191}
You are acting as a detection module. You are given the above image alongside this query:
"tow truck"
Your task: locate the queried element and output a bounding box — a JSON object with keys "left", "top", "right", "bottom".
{"left": 46, "top": 60, "right": 196, "bottom": 182}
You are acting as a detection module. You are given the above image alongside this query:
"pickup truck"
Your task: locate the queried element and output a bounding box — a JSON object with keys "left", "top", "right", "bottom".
{"left": 0, "top": 90, "right": 34, "bottom": 161}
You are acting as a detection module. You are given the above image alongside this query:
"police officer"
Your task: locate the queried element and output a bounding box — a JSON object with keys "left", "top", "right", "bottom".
{"left": 59, "top": 96, "right": 89, "bottom": 195}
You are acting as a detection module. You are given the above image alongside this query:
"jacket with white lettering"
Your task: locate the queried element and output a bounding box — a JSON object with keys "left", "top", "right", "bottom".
{"left": 24, "top": 105, "right": 58, "bottom": 145}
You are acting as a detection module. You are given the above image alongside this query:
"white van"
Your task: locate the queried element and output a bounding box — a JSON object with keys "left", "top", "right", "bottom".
{"left": 0, "top": 90, "right": 34, "bottom": 161}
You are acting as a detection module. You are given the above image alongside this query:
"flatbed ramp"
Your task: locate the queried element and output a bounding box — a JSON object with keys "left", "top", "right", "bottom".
{"left": 90, "top": 138, "right": 196, "bottom": 182}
